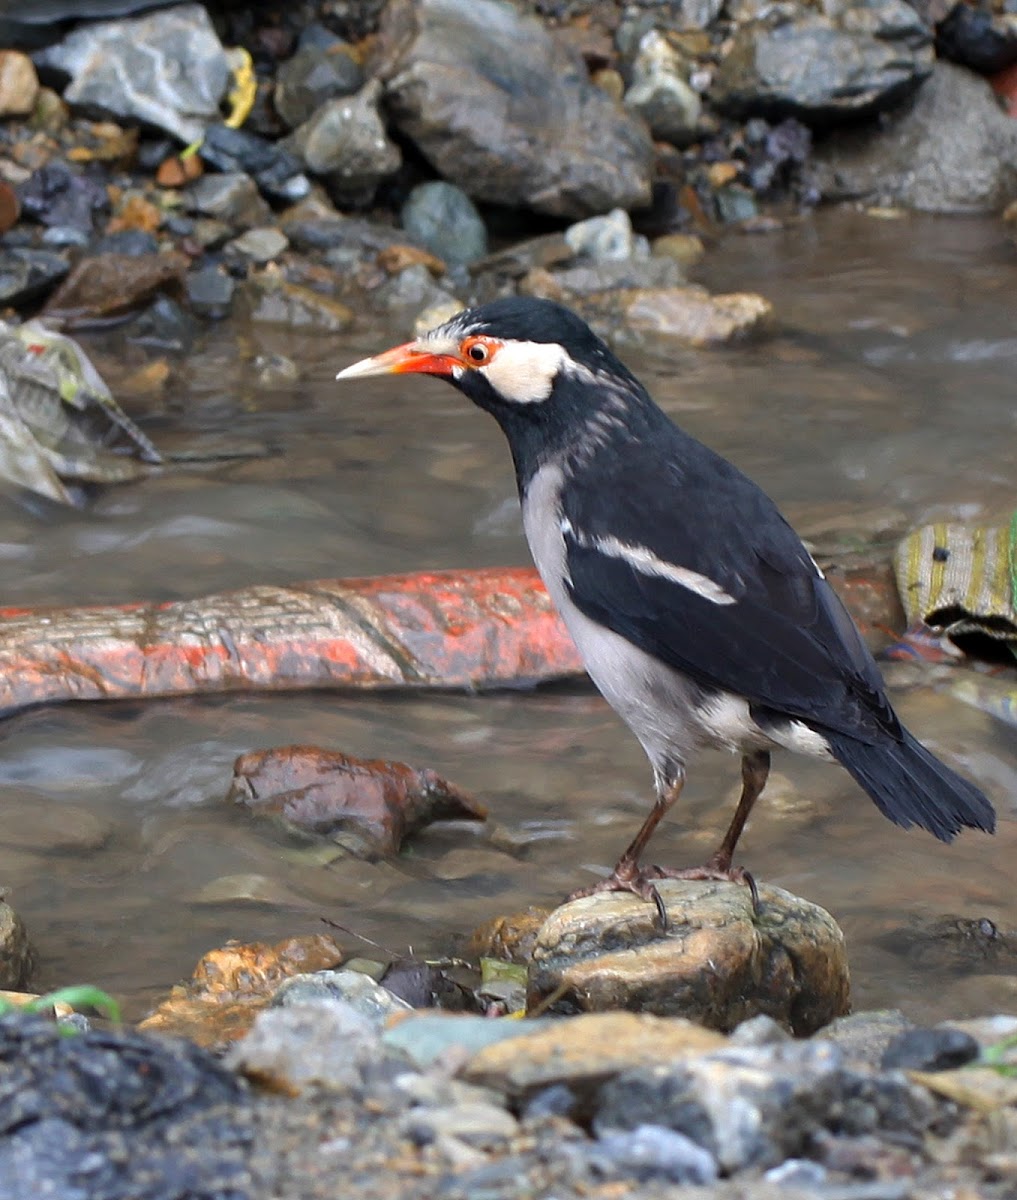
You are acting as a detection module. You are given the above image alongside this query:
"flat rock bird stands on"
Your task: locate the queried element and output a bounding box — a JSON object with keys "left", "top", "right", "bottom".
{"left": 338, "top": 297, "right": 995, "bottom": 918}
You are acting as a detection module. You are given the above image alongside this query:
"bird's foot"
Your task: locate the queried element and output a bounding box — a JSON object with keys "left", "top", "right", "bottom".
{"left": 646, "top": 861, "right": 760, "bottom": 912}
{"left": 567, "top": 860, "right": 669, "bottom": 929}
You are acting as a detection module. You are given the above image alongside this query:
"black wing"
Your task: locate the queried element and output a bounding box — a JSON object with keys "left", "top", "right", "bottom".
{"left": 562, "top": 432, "right": 900, "bottom": 744}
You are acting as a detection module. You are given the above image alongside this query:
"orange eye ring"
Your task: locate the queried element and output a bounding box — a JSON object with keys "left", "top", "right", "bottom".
{"left": 461, "top": 336, "right": 494, "bottom": 365}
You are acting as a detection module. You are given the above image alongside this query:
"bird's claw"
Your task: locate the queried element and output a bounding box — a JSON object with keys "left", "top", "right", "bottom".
{"left": 646, "top": 862, "right": 761, "bottom": 913}
{"left": 568, "top": 864, "right": 670, "bottom": 930}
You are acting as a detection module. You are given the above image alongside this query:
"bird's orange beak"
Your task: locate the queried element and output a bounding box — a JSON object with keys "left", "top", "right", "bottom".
{"left": 336, "top": 341, "right": 460, "bottom": 381}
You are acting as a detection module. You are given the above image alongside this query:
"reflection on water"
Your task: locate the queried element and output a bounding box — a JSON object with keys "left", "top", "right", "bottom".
{"left": 1, "top": 210, "right": 1015, "bottom": 1021}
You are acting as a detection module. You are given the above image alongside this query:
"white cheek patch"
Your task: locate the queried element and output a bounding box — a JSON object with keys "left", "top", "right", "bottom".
{"left": 479, "top": 341, "right": 572, "bottom": 404}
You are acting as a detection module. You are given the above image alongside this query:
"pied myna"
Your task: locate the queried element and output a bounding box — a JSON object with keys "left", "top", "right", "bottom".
{"left": 338, "top": 297, "right": 995, "bottom": 919}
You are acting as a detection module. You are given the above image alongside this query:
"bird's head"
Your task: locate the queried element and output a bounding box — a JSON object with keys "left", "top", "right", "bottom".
{"left": 336, "top": 297, "right": 641, "bottom": 432}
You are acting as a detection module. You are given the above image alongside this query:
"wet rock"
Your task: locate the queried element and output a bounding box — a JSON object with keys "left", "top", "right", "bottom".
{"left": 652, "top": 232, "right": 706, "bottom": 267}
{"left": 469, "top": 907, "right": 554, "bottom": 966}
{"left": 378, "top": 0, "right": 653, "bottom": 218}
{"left": 184, "top": 263, "right": 235, "bottom": 319}
{"left": 401, "top": 1098, "right": 518, "bottom": 1150}
{"left": 0, "top": 904, "right": 32, "bottom": 990}
{"left": 527, "top": 881, "right": 849, "bottom": 1035}
{"left": 589, "top": 1124, "right": 719, "bottom": 1184}
{"left": 0, "top": 183, "right": 18, "bottom": 236}
{"left": 274, "top": 45, "right": 364, "bottom": 128}
{"left": 0, "top": 248, "right": 68, "bottom": 308}
{"left": 189, "top": 217, "right": 232, "bottom": 250}
{"left": 225, "top": 226, "right": 289, "bottom": 265}
{"left": 227, "top": 1000, "right": 385, "bottom": 1094}
{"left": 251, "top": 351, "right": 299, "bottom": 387}
{"left": 813, "top": 1010, "right": 912, "bottom": 1070}
{"left": 470, "top": 232, "right": 574, "bottom": 281}
{"left": 0, "top": 51, "right": 38, "bottom": 117}
{"left": 3, "top": 790, "right": 111, "bottom": 854}
{"left": 40, "top": 225, "right": 89, "bottom": 249}
{"left": 413, "top": 298, "right": 464, "bottom": 336}
{"left": 123, "top": 294, "right": 196, "bottom": 351}
{"left": 191, "top": 873, "right": 307, "bottom": 907}
{"left": 595, "top": 285, "right": 774, "bottom": 346}
{"left": 594, "top": 1039, "right": 935, "bottom": 1174}
{"left": 715, "top": 185, "right": 760, "bottom": 224}
{"left": 381, "top": 959, "right": 479, "bottom": 1012}
{"left": 378, "top": 243, "right": 447, "bottom": 277}
{"left": 373, "top": 263, "right": 458, "bottom": 314}
{"left": 237, "top": 272, "right": 355, "bottom": 331}
{"left": 184, "top": 170, "right": 272, "bottom": 230}
{"left": 36, "top": 3, "right": 230, "bottom": 143}
{"left": 381, "top": 1012, "right": 548, "bottom": 1068}
{"left": 17, "top": 161, "right": 107, "bottom": 233}
{"left": 0, "top": 1015, "right": 253, "bottom": 1199}
{"left": 281, "top": 206, "right": 406, "bottom": 256}
{"left": 283, "top": 80, "right": 401, "bottom": 206}
{"left": 198, "top": 124, "right": 309, "bottom": 204}
{"left": 874, "top": 912, "right": 1016, "bottom": 973}
{"left": 273, "top": 969, "right": 412, "bottom": 1024}
{"left": 42, "top": 251, "right": 188, "bottom": 324}
{"left": 880, "top": 1026, "right": 980, "bottom": 1071}
{"left": 139, "top": 934, "right": 344, "bottom": 1050}
{"left": 542, "top": 256, "right": 683, "bottom": 297}
{"left": 564, "top": 208, "right": 646, "bottom": 262}
{"left": 936, "top": 2, "right": 1017, "bottom": 73}
{"left": 229, "top": 745, "right": 486, "bottom": 858}
{"left": 401, "top": 181, "right": 488, "bottom": 266}
{"left": 462, "top": 1013, "right": 725, "bottom": 1104}
{"left": 813, "top": 60, "right": 1017, "bottom": 211}
{"left": 712, "top": 2, "right": 933, "bottom": 124}
{"left": 624, "top": 31, "right": 702, "bottom": 146}
{"left": 154, "top": 151, "right": 203, "bottom": 188}
{"left": 92, "top": 228, "right": 159, "bottom": 256}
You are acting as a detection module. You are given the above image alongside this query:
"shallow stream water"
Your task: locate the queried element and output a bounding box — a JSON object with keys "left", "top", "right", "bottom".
{"left": 2, "top": 209, "right": 1016, "bottom": 1021}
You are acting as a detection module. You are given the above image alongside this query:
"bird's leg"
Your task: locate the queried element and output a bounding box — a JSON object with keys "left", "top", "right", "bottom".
{"left": 567, "top": 776, "right": 684, "bottom": 927}
{"left": 648, "top": 750, "right": 770, "bottom": 910}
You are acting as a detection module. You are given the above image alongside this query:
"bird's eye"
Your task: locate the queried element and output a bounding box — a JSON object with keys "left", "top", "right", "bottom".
{"left": 462, "top": 338, "right": 491, "bottom": 364}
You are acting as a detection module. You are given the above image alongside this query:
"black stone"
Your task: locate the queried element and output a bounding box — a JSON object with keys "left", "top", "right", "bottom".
{"left": 92, "top": 229, "right": 160, "bottom": 257}
{"left": 124, "top": 295, "right": 197, "bottom": 352}
{"left": 185, "top": 264, "right": 236, "bottom": 320}
{"left": 880, "top": 1027, "right": 980, "bottom": 1072}
{"left": 198, "top": 124, "right": 307, "bottom": 202}
{"left": 0, "top": 248, "right": 69, "bottom": 308}
{"left": 936, "top": 2, "right": 1017, "bottom": 73}
{"left": 17, "top": 162, "right": 108, "bottom": 233}
{"left": 0, "top": 1014, "right": 253, "bottom": 1200}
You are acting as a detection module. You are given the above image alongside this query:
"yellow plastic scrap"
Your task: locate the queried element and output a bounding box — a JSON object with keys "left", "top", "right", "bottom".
{"left": 223, "top": 47, "right": 257, "bottom": 130}
{"left": 180, "top": 47, "right": 256, "bottom": 159}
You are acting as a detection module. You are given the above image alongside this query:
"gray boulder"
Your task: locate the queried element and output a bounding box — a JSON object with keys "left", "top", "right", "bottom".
{"left": 812, "top": 61, "right": 1017, "bottom": 211}
{"left": 711, "top": 0, "right": 932, "bottom": 124}
{"left": 283, "top": 80, "right": 401, "bottom": 206}
{"left": 377, "top": 0, "right": 653, "bottom": 218}
{"left": 35, "top": 3, "right": 229, "bottom": 143}
{"left": 401, "top": 181, "right": 488, "bottom": 265}
{"left": 624, "top": 30, "right": 702, "bottom": 147}
{"left": 274, "top": 45, "right": 364, "bottom": 129}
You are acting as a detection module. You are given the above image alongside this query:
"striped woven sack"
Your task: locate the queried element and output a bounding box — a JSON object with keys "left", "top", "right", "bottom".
{"left": 894, "top": 514, "right": 1017, "bottom": 655}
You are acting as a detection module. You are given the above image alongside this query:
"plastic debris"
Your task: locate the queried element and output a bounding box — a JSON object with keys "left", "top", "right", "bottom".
{"left": 895, "top": 514, "right": 1017, "bottom": 659}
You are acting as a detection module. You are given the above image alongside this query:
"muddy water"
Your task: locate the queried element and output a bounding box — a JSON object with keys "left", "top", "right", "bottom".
{"left": 2, "top": 209, "right": 1016, "bottom": 1022}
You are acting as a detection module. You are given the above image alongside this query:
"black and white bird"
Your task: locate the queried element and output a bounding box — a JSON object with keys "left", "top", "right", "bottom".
{"left": 337, "top": 296, "right": 995, "bottom": 919}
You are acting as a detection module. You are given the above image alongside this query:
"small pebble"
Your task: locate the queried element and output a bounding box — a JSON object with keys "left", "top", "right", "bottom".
{"left": 591, "top": 1124, "right": 719, "bottom": 1184}
{"left": 880, "top": 1026, "right": 980, "bottom": 1071}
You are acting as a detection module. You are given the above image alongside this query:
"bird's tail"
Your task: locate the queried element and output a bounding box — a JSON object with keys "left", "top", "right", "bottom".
{"left": 825, "top": 727, "right": 996, "bottom": 842}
